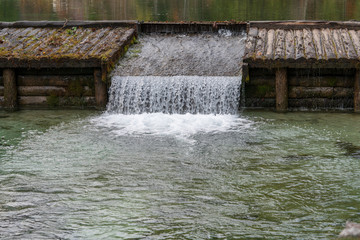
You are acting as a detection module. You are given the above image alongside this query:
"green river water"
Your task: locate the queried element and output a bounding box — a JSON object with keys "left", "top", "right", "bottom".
{"left": 1, "top": 110, "right": 360, "bottom": 239}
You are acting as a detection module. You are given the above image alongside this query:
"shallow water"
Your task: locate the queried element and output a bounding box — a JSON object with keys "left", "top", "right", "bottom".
{"left": 1, "top": 110, "right": 360, "bottom": 239}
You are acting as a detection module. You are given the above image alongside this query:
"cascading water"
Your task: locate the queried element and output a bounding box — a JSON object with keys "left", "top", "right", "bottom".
{"left": 107, "top": 32, "right": 246, "bottom": 115}
{"left": 107, "top": 76, "right": 241, "bottom": 114}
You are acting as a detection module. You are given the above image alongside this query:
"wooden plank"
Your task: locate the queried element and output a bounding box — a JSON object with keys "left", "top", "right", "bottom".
{"left": 249, "top": 21, "right": 360, "bottom": 30}
{"left": 276, "top": 68, "right": 288, "bottom": 112}
{"left": 17, "top": 75, "right": 94, "bottom": 86}
{"left": 244, "top": 27, "right": 258, "bottom": 59}
{"left": 289, "top": 75, "right": 354, "bottom": 87}
{"left": 289, "top": 86, "right": 353, "bottom": 98}
{"left": 288, "top": 98, "right": 354, "bottom": 109}
{"left": 3, "top": 69, "right": 17, "bottom": 110}
{"left": 254, "top": 28, "right": 267, "bottom": 59}
{"left": 94, "top": 69, "right": 107, "bottom": 109}
{"left": 349, "top": 30, "right": 360, "bottom": 59}
{"left": 295, "top": 30, "right": 305, "bottom": 60}
{"left": 274, "top": 29, "right": 286, "bottom": 59}
{"left": 265, "top": 29, "right": 275, "bottom": 59}
{"left": 285, "top": 30, "right": 295, "bottom": 59}
{"left": 312, "top": 29, "right": 325, "bottom": 60}
{"left": 303, "top": 28, "right": 316, "bottom": 59}
{"left": 331, "top": 29, "right": 347, "bottom": 59}
{"left": 17, "top": 86, "right": 66, "bottom": 96}
{"left": 340, "top": 29, "right": 357, "bottom": 59}
{"left": 355, "top": 70, "right": 360, "bottom": 113}
{"left": 321, "top": 28, "right": 337, "bottom": 59}
{"left": 55, "top": 29, "right": 92, "bottom": 55}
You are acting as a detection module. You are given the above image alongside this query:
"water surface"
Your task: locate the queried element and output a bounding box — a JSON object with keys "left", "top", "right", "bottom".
{"left": 1, "top": 110, "right": 360, "bottom": 239}
{"left": 0, "top": 0, "right": 359, "bottom": 22}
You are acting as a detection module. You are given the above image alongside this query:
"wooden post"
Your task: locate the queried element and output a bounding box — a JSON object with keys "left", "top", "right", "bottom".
{"left": 355, "top": 69, "right": 360, "bottom": 113}
{"left": 276, "top": 68, "right": 288, "bottom": 112}
{"left": 3, "top": 69, "right": 17, "bottom": 110}
{"left": 94, "top": 68, "right": 107, "bottom": 109}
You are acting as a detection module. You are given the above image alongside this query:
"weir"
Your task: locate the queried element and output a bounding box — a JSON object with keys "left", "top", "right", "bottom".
{"left": 1, "top": 20, "right": 360, "bottom": 112}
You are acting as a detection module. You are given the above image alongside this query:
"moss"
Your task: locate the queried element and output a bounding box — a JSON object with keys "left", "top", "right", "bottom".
{"left": 327, "top": 77, "right": 338, "bottom": 87}
{"left": 68, "top": 81, "right": 83, "bottom": 97}
{"left": 257, "top": 85, "right": 273, "bottom": 96}
{"left": 47, "top": 94, "right": 59, "bottom": 107}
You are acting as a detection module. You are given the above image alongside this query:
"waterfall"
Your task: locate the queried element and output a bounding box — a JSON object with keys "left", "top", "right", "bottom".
{"left": 107, "top": 32, "right": 246, "bottom": 115}
{"left": 107, "top": 76, "right": 241, "bottom": 114}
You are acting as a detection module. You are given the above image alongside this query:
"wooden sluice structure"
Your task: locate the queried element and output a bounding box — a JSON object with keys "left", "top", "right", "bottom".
{"left": 0, "top": 21, "right": 137, "bottom": 110}
{"left": 243, "top": 21, "right": 360, "bottom": 112}
{"left": 0, "top": 20, "right": 245, "bottom": 110}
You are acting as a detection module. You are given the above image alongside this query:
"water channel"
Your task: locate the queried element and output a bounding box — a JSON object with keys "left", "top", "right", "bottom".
{"left": 1, "top": 0, "right": 360, "bottom": 239}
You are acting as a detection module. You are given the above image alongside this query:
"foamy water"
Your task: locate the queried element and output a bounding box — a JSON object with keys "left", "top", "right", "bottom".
{"left": 92, "top": 113, "right": 252, "bottom": 141}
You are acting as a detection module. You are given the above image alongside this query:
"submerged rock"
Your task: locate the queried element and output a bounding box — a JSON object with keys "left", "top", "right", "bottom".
{"left": 336, "top": 141, "right": 360, "bottom": 159}
{"left": 339, "top": 221, "right": 360, "bottom": 238}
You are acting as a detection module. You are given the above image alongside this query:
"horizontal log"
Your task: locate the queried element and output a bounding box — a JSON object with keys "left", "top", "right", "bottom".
{"left": 244, "top": 58, "right": 360, "bottom": 69}
{"left": 248, "top": 68, "right": 275, "bottom": 77}
{"left": 289, "top": 86, "right": 353, "bottom": 98}
{"left": 0, "top": 57, "right": 101, "bottom": 69}
{"left": 289, "top": 76, "right": 354, "bottom": 87}
{"left": 16, "top": 68, "right": 94, "bottom": 76}
{"left": 247, "top": 77, "right": 275, "bottom": 86}
{"left": 287, "top": 68, "right": 355, "bottom": 76}
{"left": 19, "top": 96, "right": 96, "bottom": 106}
{"left": 18, "top": 86, "right": 66, "bottom": 96}
{"left": 249, "top": 21, "right": 360, "bottom": 30}
{"left": 0, "top": 20, "right": 138, "bottom": 29}
{"left": 245, "top": 98, "right": 275, "bottom": 108}
{"left": 245, "top": 85, "right": 276, "bottom": 98}
{"left": 139, "top": 21, "right": 246, "bottom": 34}
{"left": 288, "top": 98, "right": 354, "bottom": 109}
{"left": 17, "top": 75, "right": 94, "bottom": 87}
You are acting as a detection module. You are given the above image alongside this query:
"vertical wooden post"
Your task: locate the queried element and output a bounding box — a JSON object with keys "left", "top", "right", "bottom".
{"left": 275, "top": 68, "right": 288, "bottom": 112}
{"left": 94, "top": 68, "right": 107, "bottom": 109}
{"left": 355, "top": 69, "right": 360, "bottom": 113}
{"left": 3, "top": 69, "right": 17, "bottom": 110}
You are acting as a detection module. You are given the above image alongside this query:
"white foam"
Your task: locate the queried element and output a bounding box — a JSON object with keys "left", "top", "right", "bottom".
{"left": 92, "top": 113, "right": 252, "bottom": 141}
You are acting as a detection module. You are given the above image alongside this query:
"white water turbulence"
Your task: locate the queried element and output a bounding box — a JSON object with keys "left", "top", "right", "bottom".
{"left": 107, "top": 76, "right": 241, "bottom": 114}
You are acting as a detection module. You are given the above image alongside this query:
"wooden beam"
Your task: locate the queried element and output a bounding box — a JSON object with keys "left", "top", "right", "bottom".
{"left": 94, "top": 69, "right": 107, "bottom": 109}
{"left": 355, "top": 69, "right": 360, "bottom": 113}
{"left": 276, "top": 68, "right": 288, "bottom": 112}
{"left": 3, "top": 69, "right": 17, "bottom": 110}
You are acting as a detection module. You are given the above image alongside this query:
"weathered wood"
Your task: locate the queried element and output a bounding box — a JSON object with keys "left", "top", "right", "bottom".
{"left": 0, "top": 20, "right": 138, "bottom": 29}
{"left": 340, "top": 29, "right": 357, "bottom": 59}
{"left": 289, "top": 86, "right": 353, "bottom": 98}
{"left": 3, "top": 69, "right": 17, "bottom": 110}
{"left": 18, "top": 96, "right": 96, "bottom": 106}
{"left": 265, "top": 29, "right": 275, "bottom": 59}
{"left": 246, "top": 76, "right": 275, "bottom": 86}
{"left": 288, "top": 98, "right": 353, "bottom": 109}
{"left": 276, "top": 68, "right": 288, "bottom": 112}
{"left": 274, "top": 29, "right": 285, "bottom": 59}
{"left": 17, "top": 86, "right": 66, "bottom": 96}
{"left": 349, "top": 30, "right": 360, "bottom": 59}
{"left": 289, "top": 76, "right": 354, "bottom": 87}
{"left": 0, "top": 86, "right": 3, "bottom": 95}
{"left": 321, "top": 29, "right": 337, "bottom": 59}
{"left": 244, "top": 27, "right": 258, "bottom": 59}
{"left": 245, "top": 98, "right": 276, "bottom": 108}
{"left": 17, "top": 75, "right": 93, "bottom": 87}
{"left": 295, "top": 30, "right": 305, "bottom": 60}
{"left": 303, "top": 28, "right": 316, "bottom": 59}
{"left": 245, "top": 85, "right": 276, "bottom": 98}
{"left": 94, "top": 69, "right": 107, "bottom": 109}
{"left": 249, "top": 21, "right": 360, "bottom": 30}
{"left": 312, "top": 29, "right": 324, "bottom": 60}
{"left": 255, "top": 28, "right": 267, "bottom": 59}
{"left": 332, "top": 29, "right": 347, "bottom": 59}
{"left": 17, "top": 68, "right": 94, "bottom": 75}
{"left": 284, "top": 30, "right": 295, "bottom": 59}
{"left": 355, "top": 69, "right": 360, "bottom": 113}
